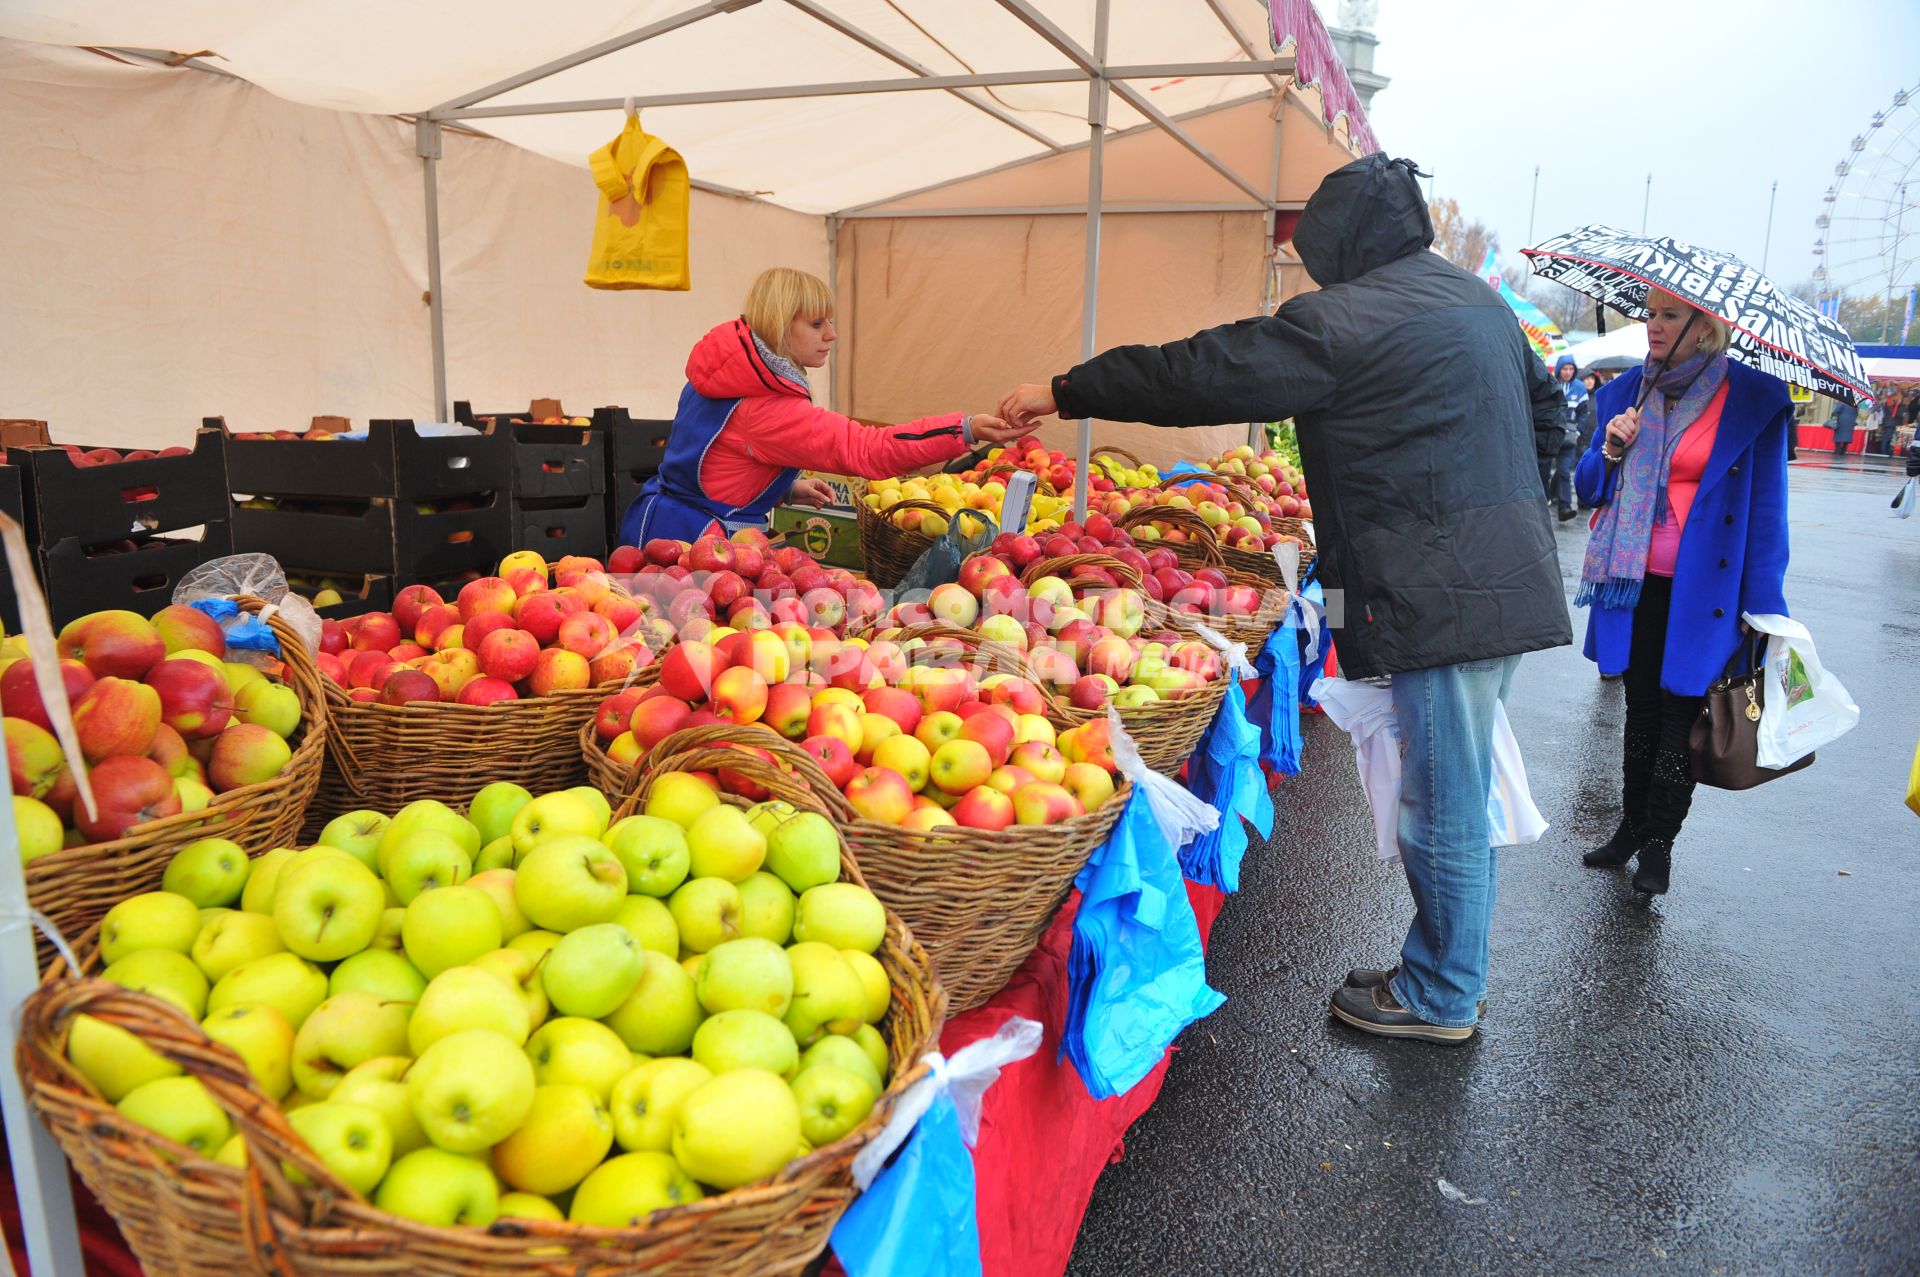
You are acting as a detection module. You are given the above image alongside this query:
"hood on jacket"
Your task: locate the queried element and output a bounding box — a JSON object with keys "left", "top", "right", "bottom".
{"left": 1292, "top": 153, "right": 1434, "bottom": 287}
{"left": 1555, "top": 355, "right": 1577, "bottom": 375}
{"left": 686, "top": 318, "right": 810, "bottom": 401}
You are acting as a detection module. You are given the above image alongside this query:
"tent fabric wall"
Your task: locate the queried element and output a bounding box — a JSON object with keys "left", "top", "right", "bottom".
{"left": 835, "top": 210, "right": 1267, "bottom": 469}
{"left": 0, "top": 40, "right": 824, "bottom": 448}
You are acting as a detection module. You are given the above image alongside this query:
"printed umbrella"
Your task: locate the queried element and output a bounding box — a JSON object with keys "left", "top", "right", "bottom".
{"left": 1524, "top": 224, "right": 1873, "bottom": 405}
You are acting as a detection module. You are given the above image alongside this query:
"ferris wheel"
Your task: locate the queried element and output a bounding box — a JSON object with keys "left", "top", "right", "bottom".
{"left": 1813, "top": 83, "right": 1920, "bottom": 341}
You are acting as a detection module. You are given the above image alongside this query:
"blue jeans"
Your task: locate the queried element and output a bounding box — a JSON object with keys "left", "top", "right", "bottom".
{"left": 1387, "top": 655, "right": 1520, "bottom": 1027}
{"left": 1551, "top": 442, "right": 1577, "bottom": 511}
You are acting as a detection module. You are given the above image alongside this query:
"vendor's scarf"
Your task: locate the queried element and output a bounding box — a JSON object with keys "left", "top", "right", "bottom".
{"left": 1575, "top": 350, "right": 1729, "bottom": 610}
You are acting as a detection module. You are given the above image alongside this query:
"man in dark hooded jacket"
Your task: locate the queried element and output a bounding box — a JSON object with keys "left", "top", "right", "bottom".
{"left": 998, "top": 154, "right": 1571, "bottom": 1045}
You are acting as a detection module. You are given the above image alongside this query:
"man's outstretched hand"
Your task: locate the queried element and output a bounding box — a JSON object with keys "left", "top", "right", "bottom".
{"left": 998, "top": 383, "right": 1058, "bottom": 429}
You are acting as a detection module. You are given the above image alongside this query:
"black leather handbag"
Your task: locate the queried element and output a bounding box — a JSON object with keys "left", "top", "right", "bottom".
{"left": 1690, "top": 636, "right": 1815, "bottom": 790}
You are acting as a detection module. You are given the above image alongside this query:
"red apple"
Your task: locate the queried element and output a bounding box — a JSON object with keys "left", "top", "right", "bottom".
{"left": 6, "top": 718, "right": 67, "bottom": 804}
{"left": 957, "top": 710, "right": 1016, "bottom": 768}
{"left": 711, "top": 666, "right": 769, "bottom": 725}
{"left": 0, "top": 658, "right": 95, "bottom": 732}
{"left": 462, "top": 610, "right": 518, "bottom": 652}
{"left": 764, "top": 682, "right": 813, "bottom": 740}
{"left": 144, "top": 658, "right": 232, "bottom": 739}
{"left": 628, "top": 694, "right": 693, "bottom": 751}
{"left": 76, "top": 756, "right": 181, "bottom": 842}
{"left": 388, "top": 642, "right": 429, "bottom": 663}
{"left": 801, "top": 734, "right": 859, "bottom": 788}
{"left": 593, "top": 593, "right": 642, "bottom": 635}
{"left": 347, "top": 650, "right": 402, "bottom": 690}
{"left": 314, "top": 652, "right": 347, "bottom": 687}
{"left": 686, "top": 537, "right": 736, "bottom": 574}
{"left": 556, "top": 611, "right": 618, "bottom": 661}
{"left": 72, "top": 677, "right": 162, "bottom": 762}
{"left": 514, "top": 591, "right": 583, "bottom": 646}
{"left": 380, "top": 669, "right": 441, "bottom": 705}
{"left": 528, "top": 648, "right": 591, "bottom": 696}
{"left": 950, "top": 785, "right": 1015, "bottom": 831}
{"left": 503, "top": 567, "right": 549, "bottom": 599}
{"left": 57, "top": 610, "right": 166, "bottom": 680}
{"left": 642, "top": 539, "right": 687, "bottom": 566}
{"left": 845, "top": 766, "right": 914, "bottom": 825}
{"left": 391, "top": 584, "right": 445, "bottom": 634}
{"left": 861, "top": 686, "right": 924, "bottom": 736}
{"left": 457, "top": 676, "right": 519, "bottom": 706}
{"left": 660, "top": 641, "right": 726, "bottom": 702}
{"left": 350, "top": 613, "right": 403, "bottom": 652}
{"left": 318, "top": 620, "right": 348, "bottom": 656}
{"left": 608, "top": 545, "right": 646, "bottom": 574}
{"left": 456, "top": 577, "right": 517, "bottom": 621}
{"left": 151, "top": 604, "right": 227, "bottom": 659}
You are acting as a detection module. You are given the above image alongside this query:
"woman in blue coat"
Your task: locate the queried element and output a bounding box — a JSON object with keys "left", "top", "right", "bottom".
{"left": 1573, "top": 288, "right": 1792, "bottom": 895}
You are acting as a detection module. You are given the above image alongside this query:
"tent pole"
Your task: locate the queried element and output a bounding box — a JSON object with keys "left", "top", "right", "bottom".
{"left": 418, "top": 121, "right": 449, "bottom": 422}
{"left": 827, "top": 215, "right": 842, "bottom": 414}
{"left": 1254, "top": 101, "right": 1285, "bottom": 449}
{"left": 1074, "top": 0, "right": 1111, "bottom": 525}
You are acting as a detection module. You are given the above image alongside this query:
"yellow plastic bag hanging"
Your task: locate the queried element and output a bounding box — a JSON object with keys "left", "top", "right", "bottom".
{"left": 584, "top": 116, "right": 690, "bottom": 291}
{"left": 1906, "top": 733, "right": 1920, "bottom": 819}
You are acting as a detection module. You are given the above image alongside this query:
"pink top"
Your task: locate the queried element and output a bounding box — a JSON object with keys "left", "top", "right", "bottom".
{"left": 1646, "top": 382, "right": 1728, "bottom": 577}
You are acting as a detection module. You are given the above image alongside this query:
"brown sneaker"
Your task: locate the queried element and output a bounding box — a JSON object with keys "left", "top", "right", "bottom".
{"left": 1330, "top": 983, "right": 1476, "bottom": 1044}
{"left": 1342, "top": 967, "right": 1485, "bottom": 1016}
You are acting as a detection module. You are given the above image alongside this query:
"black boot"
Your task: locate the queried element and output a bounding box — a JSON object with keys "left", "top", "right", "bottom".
{"left": 1631, "top": 838, "right": 1672, "bottom": 895}
{"left": 1633, "top": 744, "right": 1697, "bottom": 897}
{"left": 1583, "top": 816, "right": 1639, "bottom": 867}
{"left": 1584, "top": 724, "right": 1655, "bottom": 868}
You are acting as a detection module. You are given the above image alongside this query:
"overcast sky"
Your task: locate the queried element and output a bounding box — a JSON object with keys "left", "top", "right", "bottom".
{"left": 1345, "top": 0, "right": 1920, "bottom": 301}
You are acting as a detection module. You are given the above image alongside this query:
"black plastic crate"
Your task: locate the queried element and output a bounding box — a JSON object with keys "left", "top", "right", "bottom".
{"left": 596, "top": 406, "right": 672, "bottom": 476}
{"left": 231, "top": 492, "right": 512, "bottom": 580}
{"left": 18, "top": 428, "right": 227, "bottom": 549}
{"left": 514, "top": 495, "right": 609, "bottom": 562}
{"left": 39, "top": 521, "right": 234, "bottom": 628}
{"left": 217, "top": 416, "right": 511, "bottom": 502}
{"left": 279, "top": 570, "right": 394, "bottom": 621}
{"left": 0, "top": 459, "right": 23, "bottom": 632}
{"left": 607, "top": 471, "right": 649, "bottom": 547}
{"left": 508, "top": 422, "right": 603, "bottom": 502}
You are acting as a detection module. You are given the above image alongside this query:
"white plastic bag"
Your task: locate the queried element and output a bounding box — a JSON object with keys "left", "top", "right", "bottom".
{"left": 848, "top": 1015, "right": 1042, "bottom": 1189}
{"left": 1742, "top": 613, "right": 1860, "bottom": 769}
{"left": 1309, "top": 676, "right": 1547, "bottom": 862}
{"left": 1106, "top": 707, "right": 1220, "bottom": 852}
{"left": 1893, "top": 476, "right": 1917, "bottom": 519}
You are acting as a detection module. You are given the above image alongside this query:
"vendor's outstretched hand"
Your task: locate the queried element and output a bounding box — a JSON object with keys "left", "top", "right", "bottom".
{"left": 788, "top": 477, "right": 835, "bottom": 507}
{"left": 969, "top": 414, "right": 1030, "bottom": 446}
{"left": 998, "top": 383, "right": 1058, "bottom": 429}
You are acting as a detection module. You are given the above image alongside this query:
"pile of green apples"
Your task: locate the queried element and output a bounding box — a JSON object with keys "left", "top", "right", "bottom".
{"left": 66, "top": 775, "right": 897, "bottom": 1230}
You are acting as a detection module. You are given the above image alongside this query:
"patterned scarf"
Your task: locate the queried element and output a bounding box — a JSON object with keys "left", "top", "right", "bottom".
{"left": 1575, "top": 351, "right": 1729, "bottom": 610}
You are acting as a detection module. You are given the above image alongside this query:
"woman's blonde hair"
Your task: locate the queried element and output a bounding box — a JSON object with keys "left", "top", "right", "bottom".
{"left": 743, "top": 268, "right": 834, "bottom": 360}
{"left": 1647, "top": 287, "right": 1732, "bottom": 357}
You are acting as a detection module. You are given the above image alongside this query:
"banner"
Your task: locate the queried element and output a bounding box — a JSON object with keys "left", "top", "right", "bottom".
{"left": 1477, "top": 247, "right": 1568, "bottom": 361}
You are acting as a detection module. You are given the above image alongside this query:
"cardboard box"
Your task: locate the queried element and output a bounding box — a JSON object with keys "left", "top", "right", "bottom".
{"left": 769, "top": 504, "right": 863, "bottom": 569}
{"left": 231, "top": 492, "right": 512, "bottom": 579}
{"left": 39, "top": 521, "right": 234, "bottom": 628}
{"left": 18, "top": 428, "right": 228, "bottom": 549}
{"left": 0, "top": 420, "right": 51, "bottom": 449}
{"left": 217, "top": 416, "right": 511, "bottom": 502}
{"left": 513, "top": 494, "right": 610, "bottom": 562}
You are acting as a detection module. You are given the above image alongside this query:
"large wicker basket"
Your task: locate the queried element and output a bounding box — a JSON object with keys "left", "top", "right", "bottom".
{"left": 1105, "top": 509, "right": 1289, "bottom": 647}
{"left": 20, "top": 754, "right": 944, "bottom": 1277}
{"left": 26, "top": 596, "right": 326, "bottom": 962}
{"left": 852, "top": 493, "right": 944, "bottom": 589}
{"left": 310, "top": 659, "right": 659, "bottom": 833}
{"left": 632, "top": 725, "right": 1128, "bottom": 1014}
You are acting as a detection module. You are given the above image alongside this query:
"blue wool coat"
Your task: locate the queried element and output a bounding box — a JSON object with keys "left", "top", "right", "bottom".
{"left": 1574, "top": 361, "right": 1792, "bottom": 695}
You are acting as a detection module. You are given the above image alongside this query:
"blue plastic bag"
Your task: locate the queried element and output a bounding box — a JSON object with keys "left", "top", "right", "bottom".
{"left": 188, "top": 598, "right": 281, "bottom": 656}
{"left": 1181, "top": 678, "right": 1272, "bottom": 891}
{"left": 831, "top": 1092, "right": 982, "bottom": 1277}
{"left": 1249, "top": 612, "right": 1304, "bottom": 776}
{"left": 1062, "top": 791, "right": 1226, "bottom": 1099}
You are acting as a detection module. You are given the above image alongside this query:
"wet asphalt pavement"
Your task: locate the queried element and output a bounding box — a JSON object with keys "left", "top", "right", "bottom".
{"left": 1067, "top": 459, "right": 1920, "bottom": 1277}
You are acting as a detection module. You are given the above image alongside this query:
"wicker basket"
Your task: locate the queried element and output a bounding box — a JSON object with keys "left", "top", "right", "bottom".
{"left": 1117, "top": 497, "right": 1316, "bottom": 590}
{"left": 632, "top": 726, "right": 1128, "bottom": 1013}
{"left": 851, "top": 495, "right": 946, "bottom": 588}
{"left": 310, "top": 659, "right": 660, "bottom": 833}
{"left": 1106, "top": 509, "right": 1289, "bottom": 647}
{"left": 20, "top": 756, "right": 945, "bottom": 1277}
{"left": 26, "top": 597, "right": 326, "bottom": 963}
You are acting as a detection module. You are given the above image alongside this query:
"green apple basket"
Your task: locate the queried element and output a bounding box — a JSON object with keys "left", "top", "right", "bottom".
{"left": 16, "top": 746, "right": 944, "bottom": 1277}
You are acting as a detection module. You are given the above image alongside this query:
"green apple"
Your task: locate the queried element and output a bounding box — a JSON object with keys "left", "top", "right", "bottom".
{"left": 466, "top": 781, "right": 532, "bottom": 847}
{"left": 473, "top": 835, "right": 517, "bottom": 873}
{"left": 222, "top": 660, "right": 265, "bottom": 696}
{"left": 496, "top": 1191, "right": 563, "bottom": 1222}
{"left": 525, "top": 1017, "right": 632, "bottom": 1103}
{"left": 100, "top": 891, "right": 203, "bottom": 964}
{"left": 406, "top": 1028, "right": 535, "bottom": 1153}
{"left": 695, "top": 938, "right": 793, "bottom": 1018}
{"left": 852, "top": 1023, "right": 890, "bottom": 1083}
{"left": 116, "top": 1076, "right": 232, "bottom": 1155}
{"left": 542, "top": 923, "right": 644, "bottom": 1019}
{"left": 644, "top": 772, "right": 718, "bottom": 829}
{"left": 798, "top": 1033, "right": 883, "bottom": 1093}
{"left": 238, "top": 848, "right": 297, "bottom": 914}
{"left": 373, "top": 1147, "right": 499, "bottom": 1226}
{"left": 332, "top": 1056, "right": 428, "bottom": 1156}
{"left": 467, "top": 949, "right": 549, "bottom": 1031}
{"left": 401, "top": 885, "right": 503, "bottom": 978}
{"left": 173, "top": 775, "right": 215, "bottom": 813}
{"left": 15, "top": 795, "right": 64, "bottom": 863}
{"left": 568, "top": 1150, "right": 703, "bottom": 1225}
{"left": 792, "top": 883, "right": 887, "bottom": 954}
{"left": 66, "top": 1014, "right": 181, "bottom": 1101}
{"left": 513, "top": 835, "right": 626, "bottom": 931}
{"left": 466, "top": 868, "right": 531, "bottom": 940}
{"left": 316, "top": 810, "right": 391, "bottom": 871}
{"left": 208, "top": 952, "right": 328, "bottom": 1029}
{"left": 745, "top": 799, "right": 798, "bottom": 840}
{"left": 104, "top": 949, "right": 209, "bottom": 1018}
{"left": 603, "top": 952, "right": 704, "bottom": 1056}
{"left": 272, "top": 856, "right": 385, "bottom": 961}
{"left": 609, "top": 1057, "right": 713, "bottom": 1153}
{"left": 610, "top": 894, "right": 678, "bottom": 958}
{"left": 684, "top": 805, "right": 766, "bottom": 883}
{"left": 489, "top": 1083, "right": 612, "bottom": 1196}
{"left": 287, "top": 1099, "right": 391, "bottom": 1195}
{"left": 840, "top": 950, "right": 890, "bottom": 1024}
{"left": 788, "top": 1063, "right": 877, "bottom": 1149}
{"left": 376, "top": 799, "right": 481, "bottom": 874}
{"left": 505, "top": 929, "right": 562, "bottom": 964}
{"left": 292, "top": 991, "right": 411, "bottom": 1098}
{"left": 162, "top": 839, "right": 252, "bottom": 907}
{"left": 601, "top": 815, "right": 690, "bottom": 898}
{"left": 763, "top": 811, "right": 841, "bottom": 894}
{"left": 201, "top": 1002, "right": 295, "bottom": 1099}
{"left": 409, "top": 966, "right": 531, "bottom": 1054}
{"left": 666, "top": 877, "right": 744, "bottom": 953}
{"left": 691, "top": 1009, "right": 798, "bottom": 1078}
{"left": 782, "top": 943, "right": 868, "bottom": 1045}
{"left": 382, "top": 829, "right": 473, "bottom": 905}
{"left": 233, "top": 680, "right": 300, "bottom": 738}
{"left": 563, "top": 785, "right": 613, "bottom": 835}
{"left": 510, "top": 791, "right": 605, "bottom": 859}
{"left": 737, "top": 872, "right": 796, "bottom": 945}
{"left": 682, "top": 953, "right": 708, "bottom": 984}
{"left": 328, "top": 949, "right": 427, "bottom": 1004}
{"left": 214, "top": 1133, "right": 247, "bottom": 1168}
{"left": 368, "top": 906, "right": 406, "bottom": 952}
{"left": 671, "top": 1069, "right": 802, "bottom": 1190}
{"left": 190, "top": 909, "right": 285, "bottom": 982}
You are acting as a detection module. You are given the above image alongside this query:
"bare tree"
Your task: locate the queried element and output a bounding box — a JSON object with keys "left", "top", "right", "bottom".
{"left": 1427, "top": 197, "right": 1495, "bottom": 274}
{"left": 1526, "top": 278, "right": 1597, "bottom": 333}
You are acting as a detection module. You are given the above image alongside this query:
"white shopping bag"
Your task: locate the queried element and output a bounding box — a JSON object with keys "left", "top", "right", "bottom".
{"left": 1893, "top": 476, "right": 1917, "bottom": 520}
{"left": 1309, "top": 676, "right": 1546, "bottom": 861}
{"left": 1741, "top": 613, "right": 1860, "bottom": 769}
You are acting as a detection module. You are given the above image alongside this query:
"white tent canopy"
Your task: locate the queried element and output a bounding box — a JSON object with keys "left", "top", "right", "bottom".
{"left": 1558, "top": 322, "right": 1648, "bottom": 371}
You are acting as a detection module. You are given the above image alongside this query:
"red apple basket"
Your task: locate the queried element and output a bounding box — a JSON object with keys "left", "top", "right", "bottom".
{"left": 25, "top": 596, "right": 328, "bottom": 965}
{"left": 853, "top": 471, "right": 1058, "bottom": 589}
{"left": 1107, "top": 506, "right": 1291, "bottom": 646}
{"left": 1132, "top": 469, "right": 1317, "bottom": 586}
{"left": 628, "top": 723, "right": 1128, "bottom": 1015}
{"left": 17, "top": 747, "right": 943, "bottom": 1277}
